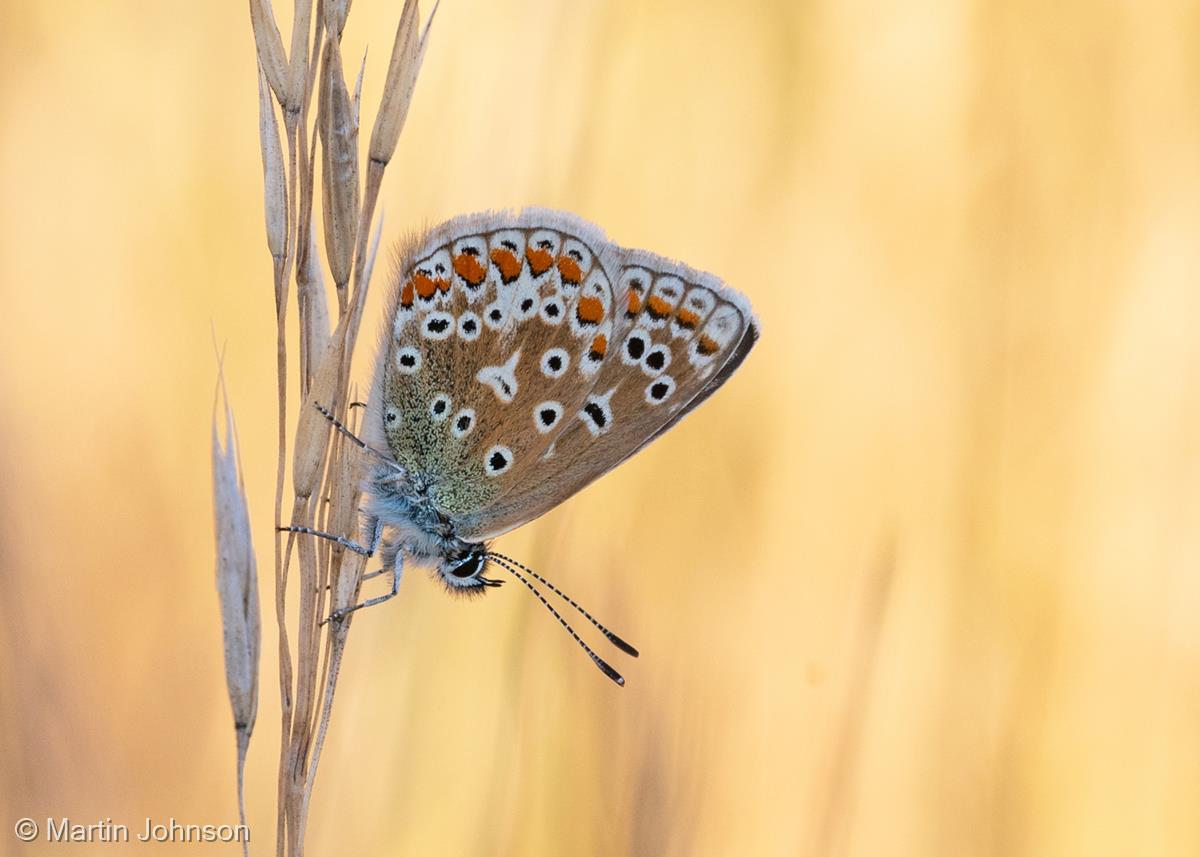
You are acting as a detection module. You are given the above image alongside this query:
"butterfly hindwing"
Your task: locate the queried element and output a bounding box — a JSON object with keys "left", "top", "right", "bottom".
{"left": 456, "top": 240, "right": 758, "bottom": 540}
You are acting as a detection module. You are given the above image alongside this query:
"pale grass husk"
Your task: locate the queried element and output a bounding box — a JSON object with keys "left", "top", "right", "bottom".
{"left": 212, "top": 1, "right": 437, "bottom": 855}
{"left": 317, "top": 33, "right": 360, "bottom": 294}
{"left": 212, "top": 363, "right": 260, "bottom": 857}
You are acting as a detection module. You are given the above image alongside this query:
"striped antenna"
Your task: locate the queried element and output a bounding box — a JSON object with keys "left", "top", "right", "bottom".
{"left": 485, "top": 555, "right": 627, "bottom": 687}
{"left": 488, "top": 551, "right": 639, "bottom": 657}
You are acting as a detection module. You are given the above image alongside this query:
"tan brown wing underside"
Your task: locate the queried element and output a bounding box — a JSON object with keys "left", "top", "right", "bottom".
{"left": 370, "top": 211, "right": 623, "bottom": 518}
{"left": 366, "top": 209, "right": 758, "bottom": 538}
{"left": 454, "top": 233, "right": 758, "bottom": 540}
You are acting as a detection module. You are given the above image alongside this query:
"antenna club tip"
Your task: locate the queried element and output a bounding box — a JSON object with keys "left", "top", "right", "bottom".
{"left": 606, "top": 633, "right": 640, "bottom": 658}
{"left": 596, "top": 657, "right": 625, "bottom": 687}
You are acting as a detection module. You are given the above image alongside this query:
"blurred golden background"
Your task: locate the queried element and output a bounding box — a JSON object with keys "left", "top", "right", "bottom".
{"left": 3, "top": 0, "right": 1200, "bottom": 854}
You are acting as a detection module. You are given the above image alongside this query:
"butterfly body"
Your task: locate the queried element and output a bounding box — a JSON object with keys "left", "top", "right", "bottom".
{"left": 359, "top": 208, "right": 759, "bottom": 595}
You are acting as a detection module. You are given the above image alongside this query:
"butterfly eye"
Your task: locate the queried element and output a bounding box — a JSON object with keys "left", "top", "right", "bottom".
{"left": 449, "top": 554, "right": 483, "bottom": 579}
{"left": 437, "top": 550, "right": 503, "bottom": 593}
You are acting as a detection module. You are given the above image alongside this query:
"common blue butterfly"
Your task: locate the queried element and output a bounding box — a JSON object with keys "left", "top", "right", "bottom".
{"left": 291, "top": 209, "right": 759, "bottom": 684}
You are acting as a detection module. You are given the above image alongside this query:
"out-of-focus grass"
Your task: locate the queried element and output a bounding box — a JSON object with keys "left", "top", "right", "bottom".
{"left": 1, "top": 1, "right": 1198, "bottom": 855}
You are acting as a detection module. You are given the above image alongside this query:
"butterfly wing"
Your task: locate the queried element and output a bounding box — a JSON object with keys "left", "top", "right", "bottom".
{"left": 368, "top": 209, "right": 758, "bottom": 541}
{"left": 453, "top": 216, "right": 759, "bottom": 540}
{"left": 369, "top": 209, "right": 623, "bottom": 517}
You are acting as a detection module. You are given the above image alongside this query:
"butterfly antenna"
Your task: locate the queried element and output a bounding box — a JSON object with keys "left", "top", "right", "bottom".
{"left": 488, "top": 552, "right": 639, "bottom": 657}
{"left": 486, "top": 555, "right": 626, "bottom": 687}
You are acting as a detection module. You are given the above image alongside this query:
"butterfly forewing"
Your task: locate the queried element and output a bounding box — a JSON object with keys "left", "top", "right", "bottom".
{"left": 377, "top": 211, "right": 618, "bottom": 516}
{"left": 372, "top": 209, "right": 758, "bottom": 539}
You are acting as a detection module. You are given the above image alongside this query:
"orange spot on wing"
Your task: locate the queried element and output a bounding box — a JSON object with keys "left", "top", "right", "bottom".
{"left": 557, "top": 255, "right": 583, "bottom": 285}
{"left": 526, "top": 247, "right": 554, "bottom": 276}
{"left": 414, "top": 273, "right": 438, "bottom": 300}
{"left": 576, "top": 296, "right": 605, "bottom": 324}
{"left": 697, "top": 334, "right": 721, "bottom": 356}
{"left": 646, "top": 295, "right": 673, "bottom": 320}
{"left": 490, "top": 248, "right": 523, "bottom": 282}
{"left": 627, "top": 290, "right": 643, "bottom": 315}
{"left": 436, "top": 277, "right": 452, "bottom": 294}
{"left": 453, "top": 253, "right": 487, "bottom": 285}
{"left": 589, "top": 334, "right": 608, "bottom": 359}
{"left": 400, "top": 279, "right": 414, "bottom": 308}
{"left": 675, "top": 307, "right": 701, "bottom": 329}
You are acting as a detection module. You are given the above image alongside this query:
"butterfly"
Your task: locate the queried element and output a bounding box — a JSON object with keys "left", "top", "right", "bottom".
{"left": 291, "top": 209, "right": 758, "bottom": 685}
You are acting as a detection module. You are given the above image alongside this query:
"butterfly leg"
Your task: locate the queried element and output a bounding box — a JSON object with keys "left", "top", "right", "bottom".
{"left": 278, "top": 525, "right": 375, "bottom": 557}
{"left": 279, "top": 513, "right": 383, "bottom": 556}
{"left": 324, "top": 553, "right": 403, "bottom": 625}
{"left": 282, "top": 517, "right": 402, "bottom": 624}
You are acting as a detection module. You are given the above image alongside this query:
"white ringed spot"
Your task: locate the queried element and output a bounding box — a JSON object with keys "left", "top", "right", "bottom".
{"left": 429, "top": 393, "right": 452, "bottom": 422}
{"left": 622, "top": 329, "right": 650, "bottom": 365}
{"left": 457, "top": 311, "right": 481, "bottom": 341}
{"left": 540, "top": 348, "right": 570, "bottom": 379}
{"left": 579, "top": 389, "right": 615, "bottom": 437}
{"left": 539, "top": 296, "right": 565, "bottom": 325}
{"left": 512, "top": 285, "right": 539, "bottom": 321}
{"left": 483, "top": 301, "right": 507, "bottom": 331}
{"left": 642, "top": 343, "right": 671, "bottom": 376}
{"left": 451, "top": 407, "right": 476, "bottom": 438}
{"left": 394, "top": 346, "right": 422, "bottom": 374}
{"left": 645, "top": 376, "right": 676, "bottom": 405}
{"left": 483, "top": 444, "right": 514, "bottom": 477}
{"left": 421, "top": 311, "right": 455, "bottom": 340}
{"left": 533, "top": 401, "right": 563, "bottom": 434}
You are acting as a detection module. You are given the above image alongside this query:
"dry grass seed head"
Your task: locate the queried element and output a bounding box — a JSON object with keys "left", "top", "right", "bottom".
{"left": 256, "top": 63, "right": 288, "bottom": 262}
{"left": 248, "top": 0, "right": 289, "bottom": 104}
{"left": 369, "top": 0, "right": 437, "bottom": 167}
{"left": 212, "top": 374, "right": 261, "bottom": 734}
{"left": 318, "top": 34, "right": 361, "bottom": 290}
{"left": 292, "top": 330, "right": 348, "bottom": 499}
